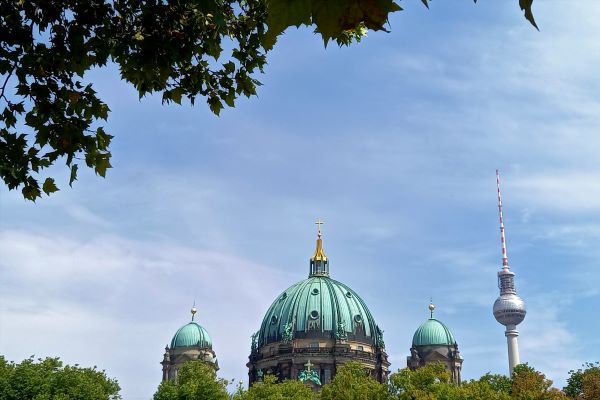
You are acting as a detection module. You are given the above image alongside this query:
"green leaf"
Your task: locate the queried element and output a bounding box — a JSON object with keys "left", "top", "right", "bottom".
{"left": 259, "top": 0, "right": 402, "bottom": 48}
{"left": 171, "top": 88, "right": 184, "bottom": 105}
{"left": 208, "top": 96, "right": 223, "bottom": 116}
{"left": 42, "top": 177, "right": 59, "bottom": 195}
{"left": 97, "top": 104, "right": 110, "bottom": 120}
{"left": 94, "top": 155, "right": 112, "bottom": 177}
{"left": 22, "top": 184, "right": 41, "bottom": 201}
{"left": 223, "top": 61, "right": 236, "bottom": 74}
{"left": 519, "top": 0, "right": 539, "bottom": 30}
{"left": 11, "top": 102, "right": 25, "bottom": 114}
{"left": 69, "top": 164, "right": 78, "bottom": 187}
{"left": 264, "top": 0, "right": 312, "bottom": 50}
{"left": 96, "top": 127, "right": 112, "bottom": 150}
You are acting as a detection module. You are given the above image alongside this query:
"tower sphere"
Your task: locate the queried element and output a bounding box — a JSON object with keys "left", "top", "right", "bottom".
{"left": 493, "top": 293, "right": 526, "bottom": 326}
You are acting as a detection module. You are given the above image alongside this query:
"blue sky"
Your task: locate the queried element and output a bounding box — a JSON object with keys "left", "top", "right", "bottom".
{"left": 2, "top": 1, "right": 600, "bottom": 399}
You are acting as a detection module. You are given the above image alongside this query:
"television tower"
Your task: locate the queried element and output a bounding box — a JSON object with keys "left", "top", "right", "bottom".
{"left": 493, "top": 169, "right": 526, "bottom": 376}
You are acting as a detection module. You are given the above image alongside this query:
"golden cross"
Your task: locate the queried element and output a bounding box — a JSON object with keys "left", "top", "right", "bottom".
{"left": 304, "top": 360, "right": 314, "bottom": 372}
{"left": 315, "top": 219, "right": 324, "bottom": 236}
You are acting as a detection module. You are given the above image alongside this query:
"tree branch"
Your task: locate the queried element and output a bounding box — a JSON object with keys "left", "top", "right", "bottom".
{"left": 0, "top": 65, "right": 16, "bottom": 104}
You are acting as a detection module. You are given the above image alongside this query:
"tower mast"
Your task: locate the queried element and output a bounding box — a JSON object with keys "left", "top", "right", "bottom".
{"left": 497, "top": 170, "right": 509, "bottom": 269}
{"left": 493, "top": 170, "right": 526, "bottom": 376}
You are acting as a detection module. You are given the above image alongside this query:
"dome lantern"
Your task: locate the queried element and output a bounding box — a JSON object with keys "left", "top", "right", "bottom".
{"left": 309, "top": 219, "right": 329, "bottom": 277}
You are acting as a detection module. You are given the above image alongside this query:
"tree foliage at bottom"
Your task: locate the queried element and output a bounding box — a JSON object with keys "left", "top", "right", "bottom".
{"left": 0, "top": 356, "right": 120, "bottom": 400}
{"left": 153, "top": 361, "right": 230, "bottom": 400}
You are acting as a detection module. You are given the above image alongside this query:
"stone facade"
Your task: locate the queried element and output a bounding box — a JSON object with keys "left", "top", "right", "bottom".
{"left": 406, "top": 343, "right": 462, "bottom": 384}
{"left": 161, "top": 345, "right": 218, "bottom": 382}
{"left": 247, "top": 336, "right": 389, "bottom": 386}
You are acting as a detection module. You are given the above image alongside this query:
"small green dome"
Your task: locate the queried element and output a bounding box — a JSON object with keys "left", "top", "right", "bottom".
{"left": 412, "top": 318, "right": 456, "bottom": 347}
{"left": 171, "top": 321, "right": 212, "bottom": 349}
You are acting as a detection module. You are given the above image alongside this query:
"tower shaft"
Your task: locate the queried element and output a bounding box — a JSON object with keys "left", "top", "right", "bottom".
{"left": 505, "top": 325, "right": 520, "bottom": 374}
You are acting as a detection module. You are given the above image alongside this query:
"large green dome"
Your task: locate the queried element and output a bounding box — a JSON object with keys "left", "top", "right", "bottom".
{"left": 412, "top": 318, "right": 456, "bottom": 347}
{"left": 258, "top": 275, "right": 383, "bottom": 346}
{"left": 171, "top": 321, "right": 213, "bottom": 349}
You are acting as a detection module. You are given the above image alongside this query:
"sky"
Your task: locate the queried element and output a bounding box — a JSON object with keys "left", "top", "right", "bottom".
{"left": 2, "top": 1, "right": 600, "bottom": 399}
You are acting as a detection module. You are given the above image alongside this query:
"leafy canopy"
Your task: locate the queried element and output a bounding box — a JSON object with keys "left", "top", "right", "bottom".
{"left": 388, "top": 362, "right": 450, "bottom": 399}
{"left": 563, "top": 362, "right": 600, "bottom": 400}
{"left": 153, "top": 360, "right": 230, "bottom": 400}
{"left": 0, "top": 0, "right": 538, "bottom": 200}
{"left": 0, "top": 356, "right": 121, "bottom": 400}
{"left": 233, "top": 374, "right": 318, "bottom": 400}
{"left": 511, "top": 363, "right": 569, "bottom": 400}
{"left": 320, "top": 361, "right": 389, "bottom": 400}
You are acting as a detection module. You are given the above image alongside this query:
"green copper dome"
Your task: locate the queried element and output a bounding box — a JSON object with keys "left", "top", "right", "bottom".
{"left": 258, "top": 276, "right": 383, "bottom": 346}
{"left": 412, "top": 318, "right": 456, "bottom": 347}
{"left": 171, "top": 321, "right": 213, "bottom": 349}
{"left": 257, "top": 228, "right": 385, "bottom": 348}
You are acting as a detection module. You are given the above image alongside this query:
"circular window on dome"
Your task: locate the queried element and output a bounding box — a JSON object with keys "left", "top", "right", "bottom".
{"left": 271, "top": 315, "right": 278, "bottom": 324}
{"left": 354, "top": 314, "right": 363, "bottom": 323}
{"left": 311, "top": 288, "right": 319, "bottom": 295}
{"left": 280, "top": 292, "right": 287, "bottom": 301}
{"left": 346, "top": 291, "right": 352, "bottom": 298}
{"left": 309, "top": 310, "right": 320, "bottom": 320}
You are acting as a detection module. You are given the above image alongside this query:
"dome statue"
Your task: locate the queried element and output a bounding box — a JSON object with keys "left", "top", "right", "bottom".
{"left": 247, "top": 221, "right": 389, "bottom": 387}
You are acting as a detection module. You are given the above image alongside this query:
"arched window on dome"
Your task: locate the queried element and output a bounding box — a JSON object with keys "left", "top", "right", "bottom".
{"left": 354, "top": 314, "right": 365, "bottom": 335}
{"left": 307, "top": 310, "right": 321, "bottom": 331}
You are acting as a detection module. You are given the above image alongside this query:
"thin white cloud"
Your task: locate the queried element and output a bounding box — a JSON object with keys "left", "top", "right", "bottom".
{"left": 0, "top": 229, "right": 290, "bottom": 399}
{"left": 513, "top": 173, "right": 600, "bottom": 213}
{"left": 64, "top": 203, "right": 113, "bottom": 228}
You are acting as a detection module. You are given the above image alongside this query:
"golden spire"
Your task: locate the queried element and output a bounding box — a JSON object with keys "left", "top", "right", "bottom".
{"left": 191, "top": 301, "right": 197, "bottom": 321}
{"left": 311, "top": 219, "right": 327, "bottom": 262}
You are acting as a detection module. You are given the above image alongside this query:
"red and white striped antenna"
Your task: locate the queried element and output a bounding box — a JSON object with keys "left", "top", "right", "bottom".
{"left": 496, "top": 169, "right": 510, "bottom": 269}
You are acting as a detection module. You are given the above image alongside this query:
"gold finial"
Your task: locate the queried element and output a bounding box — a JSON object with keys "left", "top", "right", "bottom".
{"left": 428, "top": 300, "right": 435, "bottom": 319}
{"left": 312, "top": 219, "right": 327, "bottom": 261}
{"left": 191, "top": 301, "right": 197, "bottom": 321}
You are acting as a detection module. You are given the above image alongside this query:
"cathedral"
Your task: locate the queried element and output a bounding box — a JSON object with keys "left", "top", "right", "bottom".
{"left": 160, "top": 222, "right": 462, "bottom": 387}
